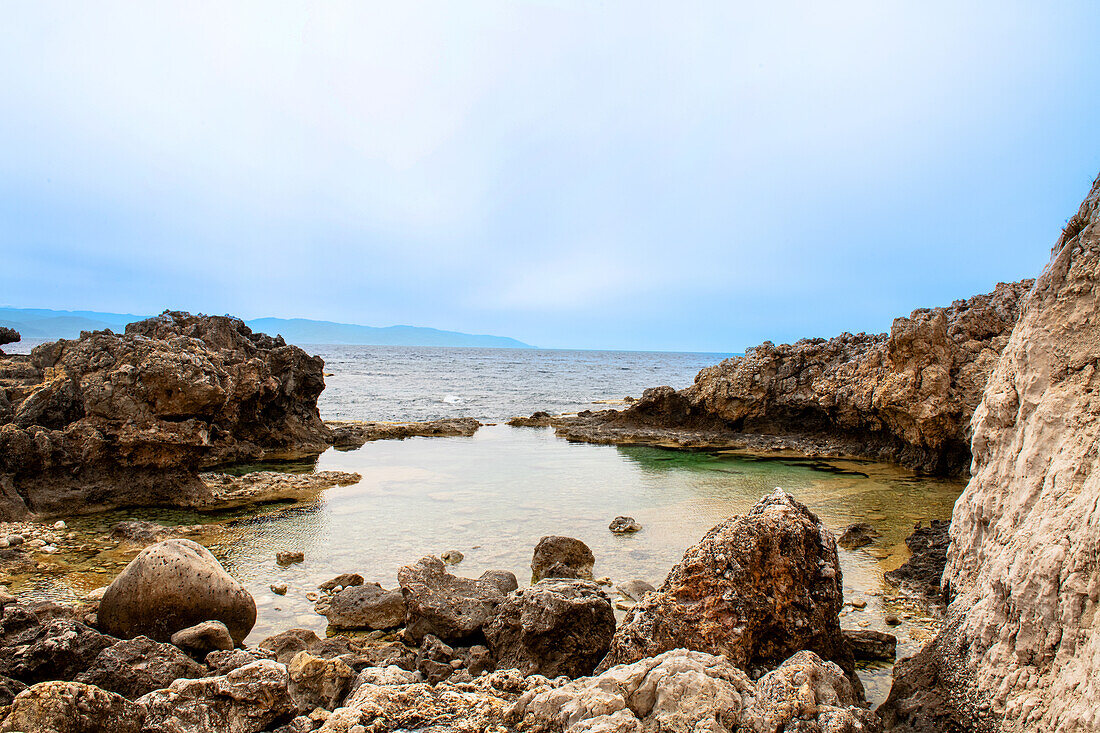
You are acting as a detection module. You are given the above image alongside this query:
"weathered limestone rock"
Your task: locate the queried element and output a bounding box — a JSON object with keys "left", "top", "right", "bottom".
{"left": 484, "top": 579, "right": 616, "bottom": 678}
{"left": 598, "top": 490, "right": 854, "bottom": 682}
{"left": 555, "top": 281, "right": 1032, "bottom": 475}
{"left": 288, "top": 651, "right": 356, "bottom": 711}
{"left": 0, "top": 311, "right": 332, "bottom": 519}
{"left": 138, "top": 659, "right": 295, "bottom": 733}
{"left": 0, "top": 680, "right": 146, "bottom": 733}
{"left": 327, "top": 417, "right": 481, "bottom": 449}
{"left": 97, "top": 539, "right": 256, "bottom": 645}
{"left": 74, "top": 635, "right": 206, "bottom": 698}
{"left": 200, "top": 470, "right": 361, "bottom": 509}
{"left": 0, "top": 612, "right": 117, "bottom": 683}
{"left": 398, "top": 556, "right": 514, "bottom": 643}
{"left": 881, "top": 174, "right": 1100, "bottom": 731}
{"left": 322, "top": 583, "right": 405, "bottom": 630}
{"left": 206, "top": 648, "right": 270, "bottom": 675}
{"left": 171, "top": 619, "right": 235, "bottom": 656}
{"left": 746, "top": 650, "right": 880, "bottom": 732}
{"left": 531, "top": 536, "right": 595, "bottom": 581}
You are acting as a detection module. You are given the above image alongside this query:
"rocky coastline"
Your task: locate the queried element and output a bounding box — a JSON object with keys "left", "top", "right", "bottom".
{"left": 516, "top": 279, "right": 1032, "bottom": 477}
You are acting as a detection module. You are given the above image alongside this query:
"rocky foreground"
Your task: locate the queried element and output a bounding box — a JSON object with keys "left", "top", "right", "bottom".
{"left": 523, "top": 280, "right": 1031, "bottom": 476}
{"left": 0, "top": 490, "right": 890, "bottom": 732}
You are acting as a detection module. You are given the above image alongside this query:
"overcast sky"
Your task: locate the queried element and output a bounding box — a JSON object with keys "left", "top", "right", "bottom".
{"left": 3, "top": 2, "right": 1098, "bottom": 351}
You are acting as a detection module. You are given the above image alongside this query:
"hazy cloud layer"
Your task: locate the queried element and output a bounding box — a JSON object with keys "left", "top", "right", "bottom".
{"left": 3, "top": 1, "right": 1098, "bottom": 350}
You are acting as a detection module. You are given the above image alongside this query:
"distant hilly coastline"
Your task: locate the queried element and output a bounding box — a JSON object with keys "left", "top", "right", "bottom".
{"left": 0, "top": 307, "right": 533, "bottom": 349}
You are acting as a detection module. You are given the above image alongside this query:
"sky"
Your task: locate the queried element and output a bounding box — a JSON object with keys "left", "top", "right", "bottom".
{"left": 2, "top": 2, "right": 1098, "bottom": 352}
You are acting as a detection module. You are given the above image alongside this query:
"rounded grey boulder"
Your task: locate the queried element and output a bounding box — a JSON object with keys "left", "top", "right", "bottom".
{"left": 97, "top": 539, "right": 256, "bottom": 645}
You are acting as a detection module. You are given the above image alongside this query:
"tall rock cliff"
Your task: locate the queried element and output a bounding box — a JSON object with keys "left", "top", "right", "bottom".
{"left": 882, "top": 173, "right": 1100, "bottom": 731}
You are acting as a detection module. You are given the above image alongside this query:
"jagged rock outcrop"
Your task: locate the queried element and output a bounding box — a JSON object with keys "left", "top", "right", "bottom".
{"left": 328, "top": 417, "right": 481, "bottom": 449}
{"left": 0, "top": 311, "right": 331, "bottom": 519}
{"left": 598, "top": 490, "right": 854, "bottom": 683}
{"left": 398, "top": 556, "right": 518, "bottom": 644}
{"left": 74, "top": 635, "right": 207, "bottom": 699}
{"left": 881, "top": 175, "right": 1100, "bottom": 731}
{"left": 555, "top": 281, "right": 1032, "bottom": 475}
{"left": 0, "top": 680, "right": 147, "bottom": 733}
{"left": 0, "top": 329, "right": 18, "bottom": 352}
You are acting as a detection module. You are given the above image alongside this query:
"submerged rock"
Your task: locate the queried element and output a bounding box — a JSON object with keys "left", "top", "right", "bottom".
{"left": 608, "top": 516, "right": 642, "bottom": 534}
{"left": 97, "top": 539, "right": 256, "bottom": 645}
{"left": 838, "top": 521, "right": 880, "bottom": 550}
{"left": 0, "top": 680, "right": 146, "bottom": 733}
{"left": 598, "top": 489, "right": 855, "bottom": 683}
{"left": 484, "top": 578, "right": 616, "bottom": 678}
{"left": 842, "top": 629, "right": 897, "bottom": 662}
{"left": 398, "top": 556, "right": 515, "bottom": 643}
{"left": 530, "top": 535, "right": 595, "bottom": 581}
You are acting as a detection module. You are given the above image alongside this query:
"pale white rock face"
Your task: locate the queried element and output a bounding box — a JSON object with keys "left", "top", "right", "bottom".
{"left": 940, "top": 174, "right": 1100, "bottom": 732}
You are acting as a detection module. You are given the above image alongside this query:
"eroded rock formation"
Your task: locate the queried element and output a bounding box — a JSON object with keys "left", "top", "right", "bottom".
{"left": 553, "top": 280, "right": 1032, "bottom": 475}
{"left": 881, "top": 175, "right": 1100, "bottom": 730}
{"left": 0, "top": 311, "right": 331, "bottom": 519}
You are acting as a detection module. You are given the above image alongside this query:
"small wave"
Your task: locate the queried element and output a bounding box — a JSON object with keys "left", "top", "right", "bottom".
{"left": 441, "top": 394, "right": 463, "bottom": 405}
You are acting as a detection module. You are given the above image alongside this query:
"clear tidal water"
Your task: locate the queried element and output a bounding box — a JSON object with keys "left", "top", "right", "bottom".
{"left": 8, "top": 345, "right": 963, "bottom": 705}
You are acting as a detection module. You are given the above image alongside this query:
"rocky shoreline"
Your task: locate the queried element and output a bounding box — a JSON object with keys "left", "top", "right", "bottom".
{"left": 0, "top": 489, "right": 905, "bottom": 732}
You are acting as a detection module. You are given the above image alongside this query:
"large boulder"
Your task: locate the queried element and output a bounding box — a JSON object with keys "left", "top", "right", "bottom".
{"left": 321, "top": 583, "right": 405, "bottom": 630}
{"left": 74, "top": 635, "right": 207, "bottom": 698}
{"left": 0, "top": 611, "right": 117, "bottom": 683}
{"left": 97, "top": 539, "right": 256, "bottom": 645}
{"left": 0, "top": 680, "right": 146, "bottom": 733}
{"left": 881, "top": 175, "right": 1100, "bottom": 731}
{"left": 398, "top": 556, "right": 516, "bottom": 643}
{"left": 598, "top": 489, "right": 854, "bottom": 681}
{"left": 531, "top": 536, "right": 595, "bottom": 581}
{"left": 0, "top": 311, "right": 331, "bottom": 519}
{"left": 138, "top": 659, "right": 296, "bottom": 733}
{"left": 484, "top": 579, "right": 616, "bottom": 678}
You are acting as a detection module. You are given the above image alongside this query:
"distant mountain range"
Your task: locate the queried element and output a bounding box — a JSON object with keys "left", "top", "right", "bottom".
{"left": 0, "top": 307, "right": 533, "bottom": 349}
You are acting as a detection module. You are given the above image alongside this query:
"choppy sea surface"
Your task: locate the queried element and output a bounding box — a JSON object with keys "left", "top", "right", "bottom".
{"left": 10, "top": 343, "right": 962, "bottom": 705}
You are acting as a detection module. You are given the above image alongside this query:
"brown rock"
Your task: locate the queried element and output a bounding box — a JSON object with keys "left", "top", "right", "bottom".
{"left": 322, "top": 583, "right": 405, "bottom": 631}
{"left": 74, "top": 635, "right": 207, "bottom": 698}
{"left": 0, "top": 680, "right": 146, "bottom": 733}
{"left": 530, "top": 536, "right": 595, "bottom": 582}
{"left": 598, "top": 489, "right": 855, "bottom": 683}
{"left": 398, "top": 556, "right": 513, "bottom": 643}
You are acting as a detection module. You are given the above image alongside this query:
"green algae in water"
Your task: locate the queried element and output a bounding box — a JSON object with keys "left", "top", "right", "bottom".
{"left": 13, "top": 425, "right": 962, "bottom": 706}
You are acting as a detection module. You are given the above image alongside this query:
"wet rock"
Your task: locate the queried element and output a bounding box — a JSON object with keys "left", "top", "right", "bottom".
{"left": 441, "top": 549, "right": 464, "bottom": 565}
{"left": 398, "top": 556, "right": 511, "bottom": 643}
{"left": 484, "top": 578, "right": 615, "bottom": 678}
{"left": 276, "top": 551, "right": 305, "bottom": 565}
{"left": 327, "top": 418, "right": 481, "bottom": 449}
{"left": 170, "top": 619, "right": 235, "bottom": 656}
{"left": 74, "top": 635, "right": 206, "bottom": 698}
{"left": 97, "top": 538, "right": 256, "bottom": 645}
{"left": 615, "top": 579, "right": 655, "bottom": 601}
{"left": 318, "top": 573, "right": 363, "bottom": 592}
{"left": 531, "top": 536, "right": 595, "bottom": 581}
{"left": 322, "top": 583, "right": 405, "bottom": 631}
{"left": 598, "top": 490, "right": 855, "bottom": 683}
{"left": 838, "top": 521, "right": 880, "bottom": 549}
{"left": 884, "top": 519, "right": 950, "bottom": 600}
{"left": 138, "top": 659, "right": 295, "bottom": 733}
{"left": 288, "top": 651, "right": 356, "bottom": 711}
{"left": 843, "top": 629, "right": 897, "bottom": 662}
{"left": 608, "top": 516, "right": 642, "bottom": 534}
{"left": 0, "top": 613, "right": 117, "bottom": 684}
{"left": 0, "top": 680, "right": 146, "bottom": 733}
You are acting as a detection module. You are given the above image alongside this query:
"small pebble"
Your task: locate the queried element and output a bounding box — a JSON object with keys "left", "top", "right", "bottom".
{"left": 441, "top": 550, "right": 464, "bottom": 565}
{"left": 276, "top": 551, "right": 304, "bottom": 565}
{"left": 885, "top": 614, "right": 902, "bottom": 626}
{"left": 849, "top": 598, "right": 867, "bottom": 609}
{"left": 271, "top": 584, "right": 288, "bottom": 595}
{"left": 595, "top": 577, "right": 612, "bottom": 586}
{"left": 6, "top": 535, "right": 24, "bottom": 546}
{"left": 42, "top": 545, "right": 58, "bottom": 554}
{"left": 305, "top": 592, "right": 318, "bottom": 602}
{"left": 53, "top": 521, "right": 67, "bottom": 530}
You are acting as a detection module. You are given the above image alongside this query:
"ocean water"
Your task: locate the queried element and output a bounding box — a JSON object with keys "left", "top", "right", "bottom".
{"left": 7, "top": 344, "right": 962, "bottom": 705}
{"left": 310, "top": 345, "right": 733, "bottom": 422}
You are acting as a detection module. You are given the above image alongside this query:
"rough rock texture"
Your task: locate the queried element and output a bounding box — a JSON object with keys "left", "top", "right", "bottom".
{"left": 321, "top": 583, "right": 406, "bottom": 631}
{"left": 842, "top": 630, "right": 897, "bottom": 662}
{"left": 328, "top": 417, "right": 481, "bottom": 449}
{"left": 511, "top": 648, "right": 878, "bottom": 733}
{"left": 883, "top": 520, "right": 950, "bottom": 601}
{"left": 0, "top": 311, "right": 331, "bottom": 519}
{"left": 881, "top": 175, "right": 1100, "bottom": 731}
{"left": 555, "top": 281, "right": 1032, "bottom": 476}
{"left": 0, "top": 680, "right": 146, "bottom": 733}
{"left": 0, "top": 328, "right": 18, "bottom": 351}
{"left": 199, "top": 470, "right": 361, "bottom": 509}
{"left": 138, "top": 659, "right": 296, "bottom": 733}
{"left": 0, "top": 611, "right": 117, "bottom": 684}
{"left": 598, "top": 490, "right": 854, "bottom": 682}
{"left": 170, "top": 619, "right": 235, "bottom": 656}
{"left": 287, "top": 651, "right": 357, "bottom": 712}
{"left": 398, "top": 556, "right": 515, "bottom": 643}
{"left": 484, "top": 579, "right": 616, "bottom": 678}
{"left": 74, "top": 635, "right": 206, "bottom": 698}
{"left": 531, "top": 536, "right": 596, "bottom": 582}
{"left": 97, "top": 539, "right": 256, "bottom": 645}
